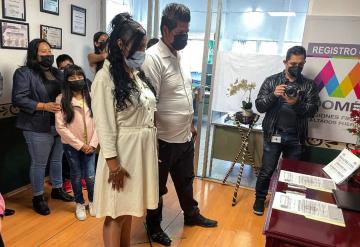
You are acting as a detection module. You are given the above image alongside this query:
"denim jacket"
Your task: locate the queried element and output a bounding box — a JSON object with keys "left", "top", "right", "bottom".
{"left": 255, "top": 71, "right": 320, "bottom": 144}
{"left": 12, "top": 66, "right": 63, "bottom": 132}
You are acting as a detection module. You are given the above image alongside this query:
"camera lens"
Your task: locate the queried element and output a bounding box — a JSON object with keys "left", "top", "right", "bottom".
{"left": 285, "top": 85, "right": 298, "bottom": 97}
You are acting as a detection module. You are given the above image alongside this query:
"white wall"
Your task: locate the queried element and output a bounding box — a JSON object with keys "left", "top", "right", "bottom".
{"left": 0, "top": 0, "right": 102, "bottom": 105}
{"left": 308, "top": 0, "right": 360, "bottom": 16}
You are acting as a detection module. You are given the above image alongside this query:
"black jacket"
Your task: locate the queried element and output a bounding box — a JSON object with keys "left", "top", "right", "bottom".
{"left": 12, "top": 66, "right": 63, "bottom": 132}
{"left": 255, "top": 71, "right": 320, "bottom": 144}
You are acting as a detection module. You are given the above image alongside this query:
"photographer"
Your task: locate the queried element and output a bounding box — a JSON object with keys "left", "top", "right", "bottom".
{"left": 253, "top": 46, "right": 320, "bottom": 216}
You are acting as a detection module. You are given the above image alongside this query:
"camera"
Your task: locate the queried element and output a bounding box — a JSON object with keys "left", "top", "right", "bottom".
{"left": 284, "top": 84, "right": 299, "bottom": 98}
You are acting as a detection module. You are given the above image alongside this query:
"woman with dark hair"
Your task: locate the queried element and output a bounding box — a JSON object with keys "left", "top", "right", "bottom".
{"left": 12, "top": 39, "right": 74, "bottom": 216}
{"left": 88, "top": 31, "right": 109, "bottom": 73}
{"left": 55, "top": 65, "right": 98, "bottom": 221}
{"left": 91, "top": 13, "right": 158, "bottom": 247}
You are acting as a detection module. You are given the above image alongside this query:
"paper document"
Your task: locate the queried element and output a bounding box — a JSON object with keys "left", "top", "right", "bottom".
{"left": 272, "top": 192, "right": 345, "bottom": 227}
{"left": 323, "top": 149, "right": 360, "bottom": 184}
{"left": 279, "top": 170, "right": 336, "bottom": 193}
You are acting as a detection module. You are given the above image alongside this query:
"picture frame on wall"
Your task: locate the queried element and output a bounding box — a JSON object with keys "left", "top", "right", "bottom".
{"left": 2, "top": 0, "right": 26, "bottom": 21}
{"left": 71, "top": 5, "right": 86, "bottom": 36}
{"left": 0, "top": 20, "right": 29, "bottom": 49}
{"left": 40, "top": 25, "right": 62, "bottom": 49}
{"left": 40, "top": 0, "right": 59, "bottom": 16}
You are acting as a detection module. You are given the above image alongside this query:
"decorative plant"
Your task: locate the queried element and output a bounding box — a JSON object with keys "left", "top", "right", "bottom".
{"left": 347, "top": 109, "right": 360, "bottom": 184}
{"left": 347, "top": 109, "right": 360, "bottom": 141}
{"left": 227, "top": 78, "right": 256, "bottom": 111}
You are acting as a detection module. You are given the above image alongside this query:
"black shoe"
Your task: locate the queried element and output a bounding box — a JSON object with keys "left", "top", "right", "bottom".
{"left": 253, "top": 198, "right": 265, "bottom": 216}
{"left": 184, "top": 214, "right": 218, "bottom": 227}
{"left": 51, "top": 188, "right": 74, "bottom": 202}
{"left": 32, "top": 195, "right": 50, "bottom": 215}
{"left": 4, "top": 208, "right": 15, "bottom": 216}
{"left": 149, "top": 229, "right": 172, "bottom": 246}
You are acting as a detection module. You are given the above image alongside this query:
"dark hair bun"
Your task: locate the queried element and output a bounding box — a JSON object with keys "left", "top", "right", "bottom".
{"left": 111, "top": 12, "right": 132, "bottom": 30}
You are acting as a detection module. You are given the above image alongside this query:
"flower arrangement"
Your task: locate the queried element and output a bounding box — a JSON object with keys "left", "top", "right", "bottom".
{"left": 347, "top": 109, "right": 360, "bottom": 154}
{"left": 227, "top": 78, "right": 256, "bottom": 113}
{"left": 347, "top": 109, "right": 360, "bottom": 185}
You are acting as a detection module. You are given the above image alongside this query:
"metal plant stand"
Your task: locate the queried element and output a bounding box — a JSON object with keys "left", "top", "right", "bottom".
{"left": 222, "top": 113, "right": 260, "bottom": 206}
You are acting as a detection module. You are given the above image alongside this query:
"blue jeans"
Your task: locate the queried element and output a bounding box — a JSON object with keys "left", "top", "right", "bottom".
{"left": 255, "top": 130, "right": 303, "bottom": 200}
{"left": 63, "top": 144, "right": 95, "bottom": 204}
{"left": 23, "top": 127, "right": 63, "bottom": 196}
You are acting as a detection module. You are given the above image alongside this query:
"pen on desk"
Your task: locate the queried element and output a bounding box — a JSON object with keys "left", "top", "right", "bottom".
{"left": 284, "top": 190, "right": 306, "bottom": 197}
{"left": 287, "top": 183, "right": 307, "bottom": 191}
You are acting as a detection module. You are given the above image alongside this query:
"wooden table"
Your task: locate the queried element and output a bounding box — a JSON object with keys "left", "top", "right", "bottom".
{"left": 264, "top": 159, "right": 360, "bottom": 247}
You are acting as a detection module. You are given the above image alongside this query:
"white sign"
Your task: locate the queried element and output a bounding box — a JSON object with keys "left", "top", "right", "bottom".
{"left": 323, "top": 148, "right": 360, "bottom": 184}
{"left": 302, "top": 16, "right": 360, "bottom": 144}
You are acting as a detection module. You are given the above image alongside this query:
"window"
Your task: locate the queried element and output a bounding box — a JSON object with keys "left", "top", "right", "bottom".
{"left": 106, "top": 0, "right": 148, "bottom": 31}
{"left": 259, "top": 41, "right": 278, "bottom": 55}
{"left": 282, "top": 42, "right": 301, "bottom": 55}
{"left": 231, "top": 40, "right": 257, "bottom": 54}
{"left": 106, "top": 0, "right": 131, "bottom": 31}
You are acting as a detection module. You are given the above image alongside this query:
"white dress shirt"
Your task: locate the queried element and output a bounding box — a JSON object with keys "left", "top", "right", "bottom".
{"left": 142, "top": 39, "right": 193, "bottom": 143}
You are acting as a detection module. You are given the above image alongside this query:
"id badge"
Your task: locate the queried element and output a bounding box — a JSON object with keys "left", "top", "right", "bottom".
{"left": 271, "top": 135, "right": 281, "bottom": 143}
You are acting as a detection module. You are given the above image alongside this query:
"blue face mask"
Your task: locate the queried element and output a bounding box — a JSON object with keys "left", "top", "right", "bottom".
{"left": 124, "top": 51, "right": 145, "bottom": 68}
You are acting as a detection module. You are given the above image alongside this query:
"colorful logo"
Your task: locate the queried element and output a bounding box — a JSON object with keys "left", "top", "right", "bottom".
{"left": 314, "top": 61, "right": 360, "bottom": 99}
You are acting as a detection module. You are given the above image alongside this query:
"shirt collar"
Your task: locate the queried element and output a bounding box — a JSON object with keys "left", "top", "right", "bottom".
{"left": 158, "top": 39, "right": 177, "bottom": 59}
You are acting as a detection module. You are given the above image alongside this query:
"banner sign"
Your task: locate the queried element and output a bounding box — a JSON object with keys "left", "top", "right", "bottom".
{"left": 308, "top": 42, "right": 360, "bottom": 58}
{"left": 302, "top": 16, "right": 360, "bottom": 144}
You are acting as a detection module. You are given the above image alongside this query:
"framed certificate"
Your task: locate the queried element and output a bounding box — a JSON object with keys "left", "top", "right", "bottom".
{"left": 0, "top": 20, "right": 29, "bottom": 49}
{"left": 71, "top": 5, "right": 86, "bottom": 36}
{"left": 2, "top": 0, "right": 26, "bottom": 21}
{"left": 40, "top": 25, "right": 62, "bottom": 49}
{"left": 40, "top": 0, "right": 59, "bottom": 15}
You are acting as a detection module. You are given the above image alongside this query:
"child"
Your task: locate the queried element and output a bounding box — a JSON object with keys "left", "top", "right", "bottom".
{"left": 55, "top": 65, "right": 98, "bottom": 220}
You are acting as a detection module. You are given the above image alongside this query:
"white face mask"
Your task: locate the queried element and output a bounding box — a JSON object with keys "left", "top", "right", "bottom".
{"left": 124, "top": 51, "right": 145, "bottom": 68}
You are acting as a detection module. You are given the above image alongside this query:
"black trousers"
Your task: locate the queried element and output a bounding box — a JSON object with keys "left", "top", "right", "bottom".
{"left": 146, "top": 139, "right": 199, "bottom": 229}
{"left": 255, "top": 130, "right": 303, "bottom": 200}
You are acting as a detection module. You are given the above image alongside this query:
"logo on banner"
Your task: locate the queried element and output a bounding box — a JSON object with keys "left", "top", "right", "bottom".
{"left": 314, "top": 61, "right": 360, "bottom": 99}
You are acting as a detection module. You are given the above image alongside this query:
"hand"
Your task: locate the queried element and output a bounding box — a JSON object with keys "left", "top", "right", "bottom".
{"left": 191, "top": 125, "right": 198, "bottom": 142}
{"left": 274, "top": 84, "right": 286, "bottom": 97}
{"left": 156, "top": 141, "right": 162, "bottom": 163}
{"left": 101, "top": 52, "right": 108, "bottom": 60}
{"left": 108, "top": 166, "right": 130, "bottom": 191}
{"left": 44, "top": 102, "right": 61, "bottom": 112}
{"left": 81, "top": 144, "right": 91, "bottom": 154}
{"left": 282, "top": 94, "right": 299, "bottom": 105}
{"left": 85, "top": 146, "right": 95, "bottom": 154}
{"left": 87, "top": 146, "right": 96, "bottom": 154}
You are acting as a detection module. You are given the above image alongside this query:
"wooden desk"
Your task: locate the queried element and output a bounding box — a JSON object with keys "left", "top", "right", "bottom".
{"left": 264, "top": 159, "right": 360, "bottom": 247}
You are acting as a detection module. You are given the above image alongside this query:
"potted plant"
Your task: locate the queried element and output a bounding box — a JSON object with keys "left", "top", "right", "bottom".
{"left": 227, "top": 78, "right": 256, "bottom": 124}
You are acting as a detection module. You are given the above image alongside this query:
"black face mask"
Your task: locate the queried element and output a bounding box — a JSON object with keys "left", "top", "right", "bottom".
{"left": 68, "top": 80, "right": 86, "bottom": 91}
{"left": 171, "top": 33, "right": 188, "bottom": 51}
{"left": 39, "top": 55, "right": 54, "bottom": 68}
{"left": 288, "top": 66, "right": 303, "bottom": 78}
